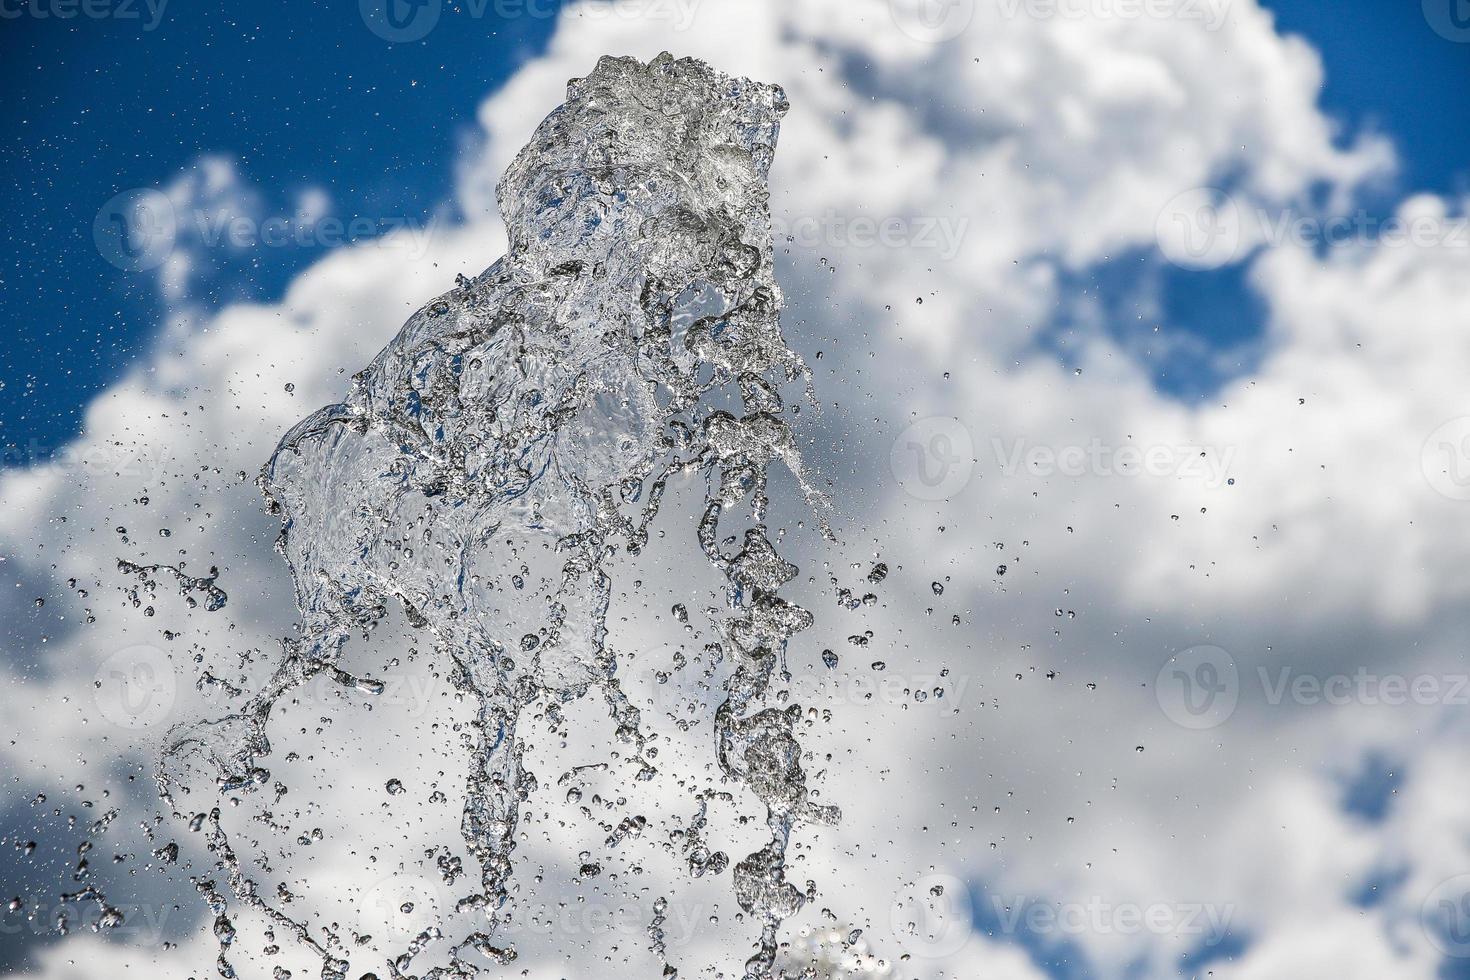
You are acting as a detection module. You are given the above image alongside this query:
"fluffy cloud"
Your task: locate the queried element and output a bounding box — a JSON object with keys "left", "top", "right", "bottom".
{"left": 5, "top": 1, "right": 1470, "bottom": 978}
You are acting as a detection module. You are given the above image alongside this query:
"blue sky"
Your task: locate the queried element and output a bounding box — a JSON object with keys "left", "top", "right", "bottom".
{"left": 1092, "top": 0, "right": 1470, "bottom": 400}
{"left": 0, "top": 0, "right": 560, "bottom": 462}
{"left": 2, "top": 0, "right": 1467, "bottom": 457}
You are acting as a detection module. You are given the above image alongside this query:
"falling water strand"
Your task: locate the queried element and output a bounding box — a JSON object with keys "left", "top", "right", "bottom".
{"left": 156, "top": 52, "right": 836, "bottom": 979}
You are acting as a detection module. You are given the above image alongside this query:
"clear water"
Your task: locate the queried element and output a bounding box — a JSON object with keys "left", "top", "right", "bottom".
{"left": 154, "top": 53, "right": 843, "bottom": 980}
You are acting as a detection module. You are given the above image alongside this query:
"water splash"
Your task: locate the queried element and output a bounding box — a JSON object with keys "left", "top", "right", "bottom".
{"left": 157, "top": 52, "right": 838, "bottom": 979}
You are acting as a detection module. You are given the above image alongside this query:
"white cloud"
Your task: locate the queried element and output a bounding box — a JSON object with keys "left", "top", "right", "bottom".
{"left": 6, "top": 1, "right": 1470, "bottom": 978}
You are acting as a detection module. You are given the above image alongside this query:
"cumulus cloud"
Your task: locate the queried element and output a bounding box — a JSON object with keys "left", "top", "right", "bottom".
{"left": 5, "top": 1, "right": 1470, "bottom": 978}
